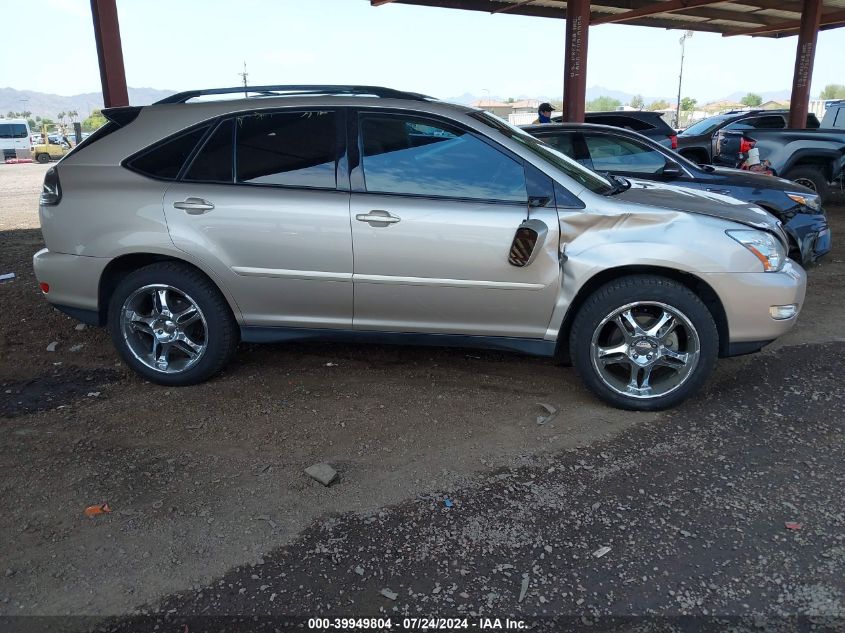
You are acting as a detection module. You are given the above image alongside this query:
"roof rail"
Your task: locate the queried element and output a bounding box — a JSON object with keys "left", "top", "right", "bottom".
{"left": 155, "top": 85, "right": 435, "bottom": 105}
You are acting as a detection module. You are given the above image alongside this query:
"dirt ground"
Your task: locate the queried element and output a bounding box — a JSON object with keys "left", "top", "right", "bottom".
{"left": 0, "top": 163, "right": 843, "bottom": 621}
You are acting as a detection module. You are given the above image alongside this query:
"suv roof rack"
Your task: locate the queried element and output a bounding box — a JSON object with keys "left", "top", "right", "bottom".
{"left": 155, "top": 85, "right": 435, "bottom": 105}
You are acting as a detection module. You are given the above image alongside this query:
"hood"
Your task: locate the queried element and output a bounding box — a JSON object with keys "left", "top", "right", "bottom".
{"left": 706, "top": 166, "right": 811, "bottom": 193}
{"left": 614, "top": 178, "right": 785, "bottom": 237}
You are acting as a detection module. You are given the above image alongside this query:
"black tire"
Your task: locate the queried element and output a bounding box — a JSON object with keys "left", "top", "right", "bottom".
{"left": 107, "top": 262, "right": 238, "bottom": 386}
{"left": 784, "top": 165, "right": 830, "bottom": 202}
{"left": 36, "top": 153, "right": 51, "bottom": 164}
{"left": 569, "top": 275, "right": 718, "bottom": 411}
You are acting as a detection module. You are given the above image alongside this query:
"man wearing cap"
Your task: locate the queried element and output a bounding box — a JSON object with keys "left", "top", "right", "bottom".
{"left": 533, "top": 102, "right": 556, "bottom": 124}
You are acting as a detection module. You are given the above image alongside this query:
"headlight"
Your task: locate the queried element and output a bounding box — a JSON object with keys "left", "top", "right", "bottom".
{"left": 785, "top": 191, "right": 821, "bottom": 212}
{"left": 726, "top": 229, "right": 785, "bottom": 272}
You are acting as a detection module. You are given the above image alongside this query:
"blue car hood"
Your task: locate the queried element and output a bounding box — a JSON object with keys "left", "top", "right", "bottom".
{"left": 615, "top": 178, "right": 785, "bottom": 236}
{"left": 706, "top": 166, "right": 810, "bottom": 193}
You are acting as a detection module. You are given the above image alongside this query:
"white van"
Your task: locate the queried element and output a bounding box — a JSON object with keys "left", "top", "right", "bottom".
{"left": 0, "top": 119, "right": 32, "bottom": 160}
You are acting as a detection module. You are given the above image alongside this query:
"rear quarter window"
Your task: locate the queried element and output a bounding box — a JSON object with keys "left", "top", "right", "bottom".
{"left": 587, "top": 115, "right": 654, "bottom": 131}
{"left": 125, "top": 125, "right": 210, "bottom": 181}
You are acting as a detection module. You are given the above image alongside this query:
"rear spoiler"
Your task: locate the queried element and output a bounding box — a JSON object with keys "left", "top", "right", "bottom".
{"left": 62, "top": 106, "right": 142, "bottom": 160}
{"left": 101, "top": 106, "right": 142, "bottom": 127}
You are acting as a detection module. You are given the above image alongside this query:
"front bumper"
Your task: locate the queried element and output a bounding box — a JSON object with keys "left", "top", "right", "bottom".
{"left": 784, "top": 213, "right": 831, "bottom": 264}
{"left": 33, "top": 248, "right": 110, "bottom": 321}
{"left": 700, "top": 260, "right": 807, "bottom": 350}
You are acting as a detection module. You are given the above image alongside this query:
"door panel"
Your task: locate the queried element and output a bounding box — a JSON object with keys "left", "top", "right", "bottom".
{"left": 163, "top": 183, "right": 353, "bottom": 328}
{"left": 350, "top": 111, "right": 561, "bottom": 337}
{"left": 350, "top": 194, "right": 560, "bottom": 337}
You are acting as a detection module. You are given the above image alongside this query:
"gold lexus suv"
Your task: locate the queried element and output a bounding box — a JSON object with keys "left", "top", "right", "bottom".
{"left": 33, "top": 85, "right": 806, "bottom": 410}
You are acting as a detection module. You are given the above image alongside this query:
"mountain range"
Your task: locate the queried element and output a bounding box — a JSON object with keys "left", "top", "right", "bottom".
{"left": 447, "top": 86, "right": 794, "bottom": 106}
{"left": 1, "top": 85, "right": 797, "bottom": 119}
{"left": 0, "top": 87, "right": 177, "bottom": 118}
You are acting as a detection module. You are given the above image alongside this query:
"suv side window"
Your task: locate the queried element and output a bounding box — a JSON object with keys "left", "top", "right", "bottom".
{"left": 184, "top": 119, "right": 234, "bottom": 183}
{"left": 236, "top": 111, "right": 337, "bottom": 188}
{"left": 584, "top": 133, "right": 666, "bottom": 175}
{"left": 126, "top": 125, "right": 210, "bottom": 180}
{"left": 359, "top": 114, "right": 526, "bottom": 202}
{"left": 726, "top": 115, "right": 785, "bottom": 131}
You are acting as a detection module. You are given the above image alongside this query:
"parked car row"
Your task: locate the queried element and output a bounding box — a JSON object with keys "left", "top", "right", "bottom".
{"left": 522, "top": 122, "right": 830, "bottom": 265}
{"left": 34, "top": 85, "right": 810, "bottom": 412}
{"left": 553, "top": 110, "right": 679, "bottom": 149}
{"left": 675, "top": 107, "right": 845, "bottom": 200}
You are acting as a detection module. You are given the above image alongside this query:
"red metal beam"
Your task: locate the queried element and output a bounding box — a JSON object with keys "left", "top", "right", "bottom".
{"left": 492, "top": 0, "right": 536, "bottom": 14}
{"left": 591, "top": 0, "right": 728, "bottom": 26}
{"left": 788, "top": 0, "right": 822, "bottom": 129}
{"left": 724, "top": 8, "right": 845, "bottom": 37}
{"left": 563, "top": 0, "right": 590, "bottom": 122}
{"left": 90, "top": 0, "right": 128, "bottom": 108}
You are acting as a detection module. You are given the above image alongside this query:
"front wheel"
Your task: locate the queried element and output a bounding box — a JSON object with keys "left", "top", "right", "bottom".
{"left": 784, "top": 165, "right": 830, "bottom": 202}
{"left": 570, "top": 276, "right": 718, "bottom": 411}
{"left": 107, "top": 262, "right": 238, "bottom": 386}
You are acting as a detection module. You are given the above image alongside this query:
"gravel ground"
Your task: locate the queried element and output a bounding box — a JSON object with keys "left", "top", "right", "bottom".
{"left": 0, "top": 163, "right": 843, "bottom": 631}
{"left": 103, "top": 341, "right": 844, "bottom": 633}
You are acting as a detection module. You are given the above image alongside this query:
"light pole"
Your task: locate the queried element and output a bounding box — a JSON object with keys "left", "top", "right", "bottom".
{"left": 675, "top": 30, "right": 693, "bottom": 129}
{"left": 238, "top": 61, "right": 249, "bottom": 98}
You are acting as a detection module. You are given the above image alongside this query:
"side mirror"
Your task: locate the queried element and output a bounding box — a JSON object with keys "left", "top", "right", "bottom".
{"left": 662, "top": 159, "right": 682, "bottom": 177}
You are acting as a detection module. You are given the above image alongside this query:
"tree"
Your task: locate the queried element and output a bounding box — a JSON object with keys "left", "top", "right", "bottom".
{"left": 82, "top": 109, "right": 107, "bottom": 132}
{"left": 630, "top": 94, "right": 644, "bottom": 110}
{"left": 819, "top": 84, "right": 845, "bottom": 100}
{"left": 647, "top": 99, "right": 670, "bottom": 111}
{"left": 680, "top": 97, "right": 697, "bottom": 112}
{"left": 68, "top": 110, "right": 79, "bottom": 121}
{"left": 586, "top": 96, "right": 622, "bottom": 112}
{"left": 741, "top": 93, "right": 763, "bottom": 107}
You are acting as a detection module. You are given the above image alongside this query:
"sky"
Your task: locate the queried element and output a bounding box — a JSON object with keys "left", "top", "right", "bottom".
{"left": 3, "top": 0, "right": 844, "bottom": 104}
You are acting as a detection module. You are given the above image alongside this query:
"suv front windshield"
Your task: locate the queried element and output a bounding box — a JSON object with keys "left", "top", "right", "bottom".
{"left": 469, "top": 111, "right": 613, "bottom": 195}
{"left": 680, "top": 115, "right": 733, "bottom": 137}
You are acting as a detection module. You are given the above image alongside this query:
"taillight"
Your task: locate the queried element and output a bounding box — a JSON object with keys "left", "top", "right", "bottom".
{"left": 40, "top": 167, "right": 62, "bottom": 206}
{"left": 739, "top": 136, "right": 756, "bottom": 154}
{"left": 669, "top": 134, "right": 678, "bottom": 150}
{"left": 39, "top": 282, "right": 50, "bottom": 293}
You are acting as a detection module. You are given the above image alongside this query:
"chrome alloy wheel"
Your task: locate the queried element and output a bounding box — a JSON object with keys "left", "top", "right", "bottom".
{"left": 119, "top": 284, "right": 208, "bottom": 374}
{"left": 792, "top": 177, "right": 817, "bottom": 192}
{"left": 590, "top": 301, "right": 700, "bottom": 400}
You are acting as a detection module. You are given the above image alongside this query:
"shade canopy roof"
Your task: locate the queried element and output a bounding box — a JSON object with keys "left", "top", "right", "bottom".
{"left": 371, "top": 0, "right": 845, "bottom": 37}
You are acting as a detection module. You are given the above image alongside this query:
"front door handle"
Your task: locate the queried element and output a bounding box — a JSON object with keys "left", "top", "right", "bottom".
{"left": 173, "top": 197, "right": 215, "bottom": 214}
{"left": 706, "top": 188, "right": 732, "bottom": 196}
{"left": 356, "top": 210, "right": 401, "bottom": 226}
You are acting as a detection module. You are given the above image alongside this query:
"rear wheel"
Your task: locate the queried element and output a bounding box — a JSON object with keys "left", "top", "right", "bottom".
{"left": 107, "top": 262, "right": 238, "bottom": 386}
{"left": 784, "top": 165, "right": 830, "bottom": 202}
{"left": 570, "top": 276, "right": 718, "bottom": 411}
{"left": 36, "top": 153, "right": 50, "bottom": 164}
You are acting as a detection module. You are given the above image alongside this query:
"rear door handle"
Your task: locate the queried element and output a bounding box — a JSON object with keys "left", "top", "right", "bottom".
{"left": 173, "top": 197, "right": 215, "bottom": 214}
{"left": 355, "top": 210, "right": 401, "bottom": 225}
